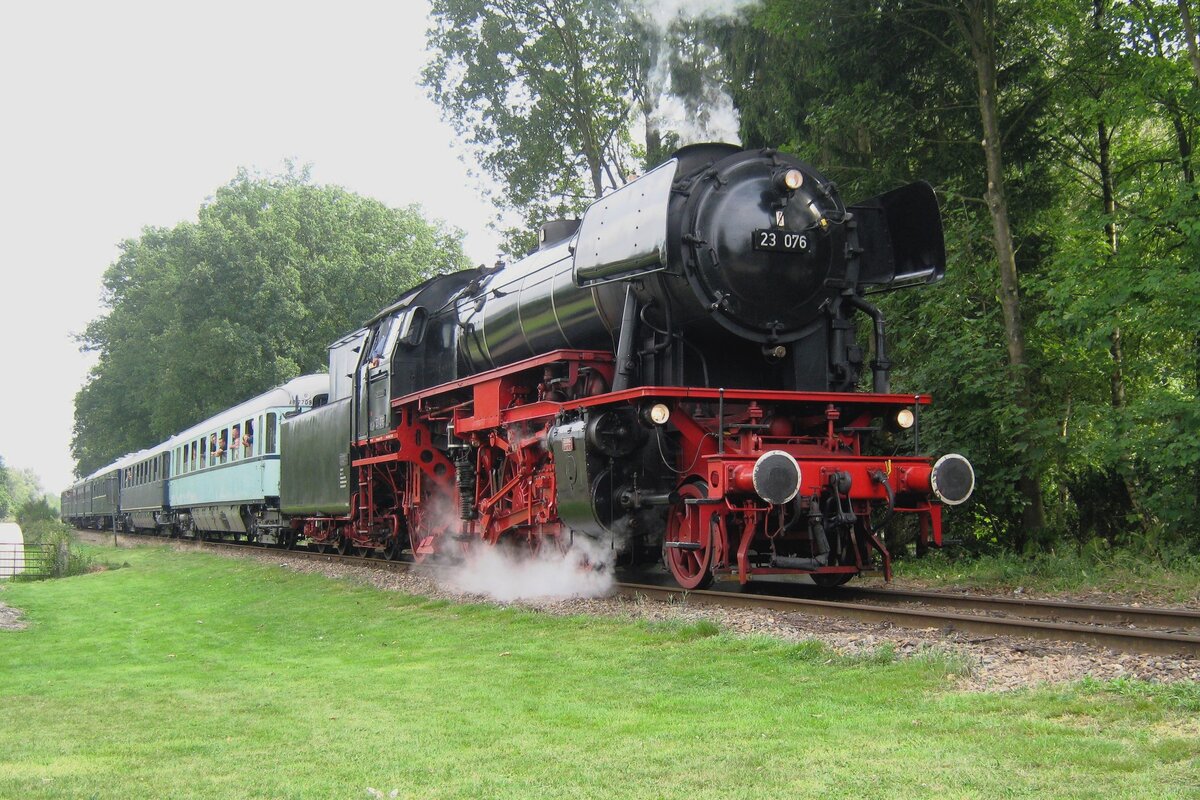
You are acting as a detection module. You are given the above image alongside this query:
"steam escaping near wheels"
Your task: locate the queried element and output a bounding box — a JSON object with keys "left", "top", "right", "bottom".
{"left": 437, "top": 537, "right": 617, "bottom": 602}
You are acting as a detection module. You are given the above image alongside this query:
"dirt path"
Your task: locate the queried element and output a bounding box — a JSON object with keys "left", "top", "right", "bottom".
{"left": 0, "top": 602, "right": 27, "bottom": 630}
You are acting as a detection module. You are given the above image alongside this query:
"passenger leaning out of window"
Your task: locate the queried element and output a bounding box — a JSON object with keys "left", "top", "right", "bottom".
{"left": 231, "top": 425, "right": 241, "bottom": 458}
{"left": 243, "top": 422, "right": 254, "bottom": 455}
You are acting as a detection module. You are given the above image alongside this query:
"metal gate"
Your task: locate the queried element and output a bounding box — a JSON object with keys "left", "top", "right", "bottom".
{"left": 0, "top": 543, "right": 54, "bottom": 579}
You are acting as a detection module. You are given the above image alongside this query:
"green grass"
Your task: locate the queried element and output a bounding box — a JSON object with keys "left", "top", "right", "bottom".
{"left": 895, "top": 547, "right": 1200, "bottom": 602}
{"left": 1, "top": 546, "right": 1198, "bottom": 799}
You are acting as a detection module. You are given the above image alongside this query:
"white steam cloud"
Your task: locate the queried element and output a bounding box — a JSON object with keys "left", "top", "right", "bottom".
{"left": 439, "top": 537, "right": 617, "bottom": 602}
{"left": 625, "top": 0, "right": 762, "bottom": 145}
{"left": 627, "top": 0, "right": 761, "bottom": 31}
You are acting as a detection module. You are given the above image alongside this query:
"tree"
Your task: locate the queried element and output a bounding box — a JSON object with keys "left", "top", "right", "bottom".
{"left": 2, "top": 463, "right": 46, "bottom": 518}
{"left": 723, "top": 0, "right": 1057, "bottom": 548}
{"left": 16, "top": 496, "right": 57, "bottom": 529}
{"left": 72, "top": 168, "right": 469, "bottom": 477}
{"left": 424, "top": 0, "right": 646, "bottom": 250}
{"left": 0, "top": 456, "right": 10, "bottom": 521}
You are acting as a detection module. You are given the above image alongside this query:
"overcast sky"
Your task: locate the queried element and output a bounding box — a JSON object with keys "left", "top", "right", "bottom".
{"left": 0, "top": 1, "right": 504, "bottom": 494}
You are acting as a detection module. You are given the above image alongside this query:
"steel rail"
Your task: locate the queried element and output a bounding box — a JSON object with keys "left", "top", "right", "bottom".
{"left": 617, "top": 583, "right": 1200, "bottom": 657}
{"left": 840, "top": 586, "right": 1200, "bottom": 631}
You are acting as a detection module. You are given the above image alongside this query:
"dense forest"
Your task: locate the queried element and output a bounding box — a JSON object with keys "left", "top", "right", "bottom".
{"left": 74, "top": 0, "right": 1198, "bottom": 554}
{"left": 423, "top": 0, "right": 1199, "bottom": 551}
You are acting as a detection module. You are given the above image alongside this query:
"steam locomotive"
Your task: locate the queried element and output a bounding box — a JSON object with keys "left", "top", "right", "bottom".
{"left": 65, "top": 144, "right": 974, "bottom": 589}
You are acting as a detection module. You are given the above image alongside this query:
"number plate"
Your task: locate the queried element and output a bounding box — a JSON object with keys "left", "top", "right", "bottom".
{"left": 752, "top": 229, "right": 811, "bottom": 253}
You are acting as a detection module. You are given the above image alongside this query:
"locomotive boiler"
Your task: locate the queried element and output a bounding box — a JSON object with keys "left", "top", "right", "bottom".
{"left": 280, "top": 143, "right": 975, "bottom": 588}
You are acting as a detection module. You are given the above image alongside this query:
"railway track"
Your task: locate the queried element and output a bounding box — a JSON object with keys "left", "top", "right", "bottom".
{"left": 77, "top": 529, "right": 1200, "bottom": 657}
{"left": 619, "top": 584, "right": 1200, "bottom": 657}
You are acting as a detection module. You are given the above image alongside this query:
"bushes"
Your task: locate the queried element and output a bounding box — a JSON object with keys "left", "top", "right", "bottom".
{"left": 15, "top": 498, "right": 93, "bottom": 579}
{"left": 898, "top": 542, "right": 1200, "bottom": 600}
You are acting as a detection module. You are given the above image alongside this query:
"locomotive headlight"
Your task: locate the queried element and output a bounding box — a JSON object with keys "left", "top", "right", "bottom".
{"left": 646, "top": 403, "right": 671, "bottom": 425}
{"left": 773, "top": 168, "right": 804, "bottom": 194}
{"left": 895, "top": 408, "right": 915, "bottom": 429}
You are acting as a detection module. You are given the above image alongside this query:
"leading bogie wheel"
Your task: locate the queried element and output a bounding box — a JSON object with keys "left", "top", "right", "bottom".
{"left": 665, "top": 481, "right": 717, "bottom": 590}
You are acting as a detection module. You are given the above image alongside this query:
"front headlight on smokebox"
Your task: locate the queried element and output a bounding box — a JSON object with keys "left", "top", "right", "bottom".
{"left": 645, "top": 403, "right": 671, "bottom": 425}
{"left": 895, "top": 408, "right": 915, "bottom": 429}
{"left": 774, "top": 168, "right": 804, "bottom": 193}
{"left": 931, "top": 454, "right": 975, "bottom": 505}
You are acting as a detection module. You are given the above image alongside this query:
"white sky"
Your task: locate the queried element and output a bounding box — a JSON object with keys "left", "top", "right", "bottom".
{"left": 0, "top": 1, "right": 502, "bottom": 495}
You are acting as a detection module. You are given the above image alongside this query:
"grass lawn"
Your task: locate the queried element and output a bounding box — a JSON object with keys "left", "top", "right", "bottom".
{"left": 1, "top": 545, "right": 1198, "bottom": 799}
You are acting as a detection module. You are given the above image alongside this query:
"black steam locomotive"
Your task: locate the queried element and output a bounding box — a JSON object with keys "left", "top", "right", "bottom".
{"left": 65, "top": 144, "right": 973, "bottom": 589}
{"left": 282, "top": 143, "right": 973, "bottom": 587}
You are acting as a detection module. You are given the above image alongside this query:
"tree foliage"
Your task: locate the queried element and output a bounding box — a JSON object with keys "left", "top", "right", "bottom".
{"left": 417, "top": 0, "right": 1200, "bottom": 551}
{"left": 0, "top": 456, "right": 9, "bottom": 521}
{"left": 0, "top": 457, "right": 50, "bottom": 521}
{"left": 719, "top": 0, "right": 1200, "bottom": 549}
{"left": 72, "top": 169, "right": 469, "bottom": 477}
{"left": 424, "top": 0, "right": 645, "bottom": 248}
{"left": 423, "top": 0, "right": 758, "bottom": 253}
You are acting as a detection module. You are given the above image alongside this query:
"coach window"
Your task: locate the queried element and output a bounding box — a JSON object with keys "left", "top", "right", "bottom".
{"left": 266, "top": 413, "right": 277, "bottom": 454}
{"left": 243, "top": 419, "right": 254, "bottom": 457}
{"left": 257, "top": 415, "right": 265, "bottom": 456}
{"left": 191, "top": 441, "right": 198, "bottom": 470}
